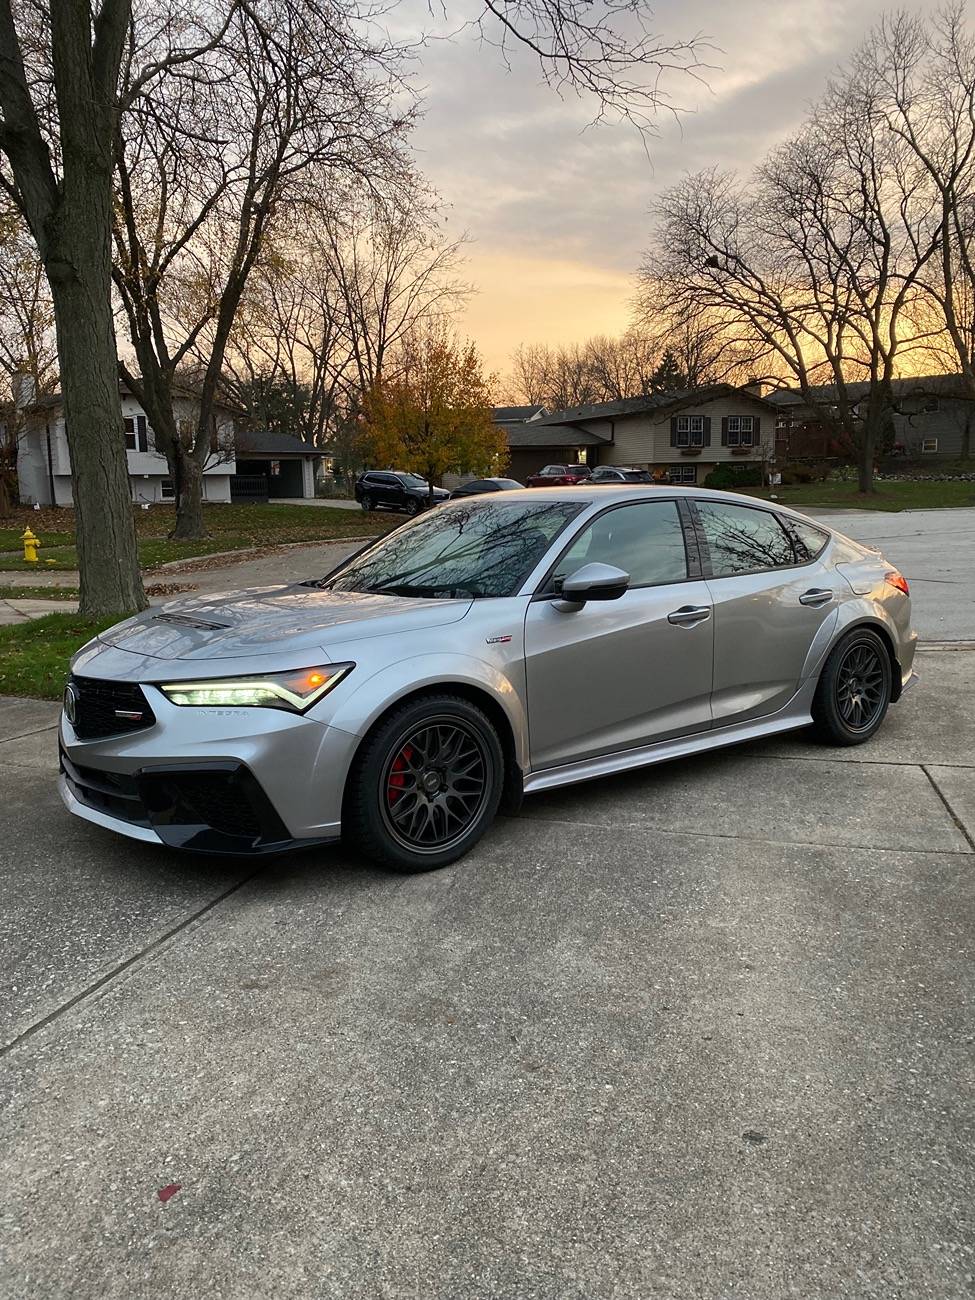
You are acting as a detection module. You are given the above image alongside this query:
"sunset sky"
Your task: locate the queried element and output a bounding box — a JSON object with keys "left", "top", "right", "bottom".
{"left": 406, "top": 0, "right": 935, "bottom": 378}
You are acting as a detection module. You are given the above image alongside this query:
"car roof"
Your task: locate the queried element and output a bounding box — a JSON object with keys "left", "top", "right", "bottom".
{"left": 442, "top": 483, "right": 831, "bottom": 528}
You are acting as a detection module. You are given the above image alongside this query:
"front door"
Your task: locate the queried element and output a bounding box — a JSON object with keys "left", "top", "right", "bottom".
{"left": 524, "top": 498, "right": 714, "bottom": 769}
{"left": 691, "top": 498, "right": 841, "bottom": 725}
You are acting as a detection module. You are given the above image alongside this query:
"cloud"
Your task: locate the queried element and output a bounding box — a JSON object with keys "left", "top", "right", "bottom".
{"left": 401, "top": 0, "right": 941, "bottom": 367}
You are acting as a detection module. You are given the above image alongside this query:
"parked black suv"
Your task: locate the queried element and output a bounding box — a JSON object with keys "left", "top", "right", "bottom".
{"left": 355, "top": 471, "right": 450, "bottom": 515}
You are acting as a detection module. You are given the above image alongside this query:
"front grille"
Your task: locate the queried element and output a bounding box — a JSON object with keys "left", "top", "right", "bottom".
{"left": 69, "top": 676, "right": 156, "bottom": 741}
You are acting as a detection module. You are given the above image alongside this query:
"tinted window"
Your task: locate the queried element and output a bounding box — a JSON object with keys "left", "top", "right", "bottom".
{"left": 327, "top": 499, "right": 585, "bottom": 599}
{"left": 540, "top": 466, "right": 566, "bottom": 475}
{"left": 551, "top": 501, "right": 688, "bottom": 589}
{"left": 695, "top": 501, "right": 795, "bottom": 576}
{"left": 788, "top": 519, "right": 829, "bottom": 562}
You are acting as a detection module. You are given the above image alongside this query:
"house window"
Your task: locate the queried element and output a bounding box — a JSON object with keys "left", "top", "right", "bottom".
{"left": 667, "top": 465, "right": 697, "bottom": 484}
{"left": 675, "top": 414, "right": 705, "bottom": 447}
{"left": 922, "top": 397, "right": 940, "bottom": 413}
{"left": 726, "top": 415, "right": 754, "bottom": 447}
{"left": 161, "top": 478, "right": 175, "bottom": 500}
{"left": 921, "top": 438, "right": 939, "bottom": 453}
{"left": 123, "top": 414, "right": 149, "bottom": 452}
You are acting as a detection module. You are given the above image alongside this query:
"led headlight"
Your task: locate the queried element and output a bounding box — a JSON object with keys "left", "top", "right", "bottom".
{"left": 157, "top": 663, "right": 353, "bottom": 713}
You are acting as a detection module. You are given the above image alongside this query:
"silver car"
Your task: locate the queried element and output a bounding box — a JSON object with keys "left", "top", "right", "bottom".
{"left": 59, "top": 487, "right": 917, "bottom": 872}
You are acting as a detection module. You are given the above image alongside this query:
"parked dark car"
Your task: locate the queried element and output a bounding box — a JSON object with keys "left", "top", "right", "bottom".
{"left": 587, "top": 466, "right": 656, "bottom": 484}
{"left": 355, "top": 471, "right": 450, "bottom": 515}
{"left": 525, "top": 464, "right": 592, "bottom": 487}
{"left": 448, "top": 477, "right": 524, "bottom": 500}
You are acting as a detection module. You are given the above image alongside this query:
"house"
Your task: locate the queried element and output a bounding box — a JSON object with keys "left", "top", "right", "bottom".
{"left": 498, "top": 384, "right": 775, "bottom": 484}
{"left": 14, "top": 377, "right": 238, "bottom": 507}
{"left": 767, "top": 374, "right": 975, "bottom": 461}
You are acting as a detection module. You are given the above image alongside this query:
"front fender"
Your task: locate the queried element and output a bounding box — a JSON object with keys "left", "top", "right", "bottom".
{"left": 315, "top": 651, "right": 530, "bottom": 770}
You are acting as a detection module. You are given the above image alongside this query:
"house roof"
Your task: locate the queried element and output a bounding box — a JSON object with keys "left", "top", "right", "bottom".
{"left": 500, "top": 420, "right": 610, "bottom": 448}
{"left": 533, "top": 384, "right": 777, "bottom": 427}
{"left": 767, "top": 373, "right": 971, "bottom": 407}
{"left": 493, "top": 404, "right": 546, "bottom": 422}
{"left": 235, "top": 429, "right": 323, "bottom": 457}
{"left": 22, "top": 380, "right": 239, "bottom": 417}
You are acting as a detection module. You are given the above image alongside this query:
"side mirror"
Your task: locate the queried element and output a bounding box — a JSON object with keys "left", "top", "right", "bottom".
{"left": 553, "top": 562, "right": 630, "bottom": 612}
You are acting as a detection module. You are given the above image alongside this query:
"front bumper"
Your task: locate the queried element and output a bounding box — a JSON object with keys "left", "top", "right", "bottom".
{"left": 58, "top": 684, "right": 359, "bottom": 854}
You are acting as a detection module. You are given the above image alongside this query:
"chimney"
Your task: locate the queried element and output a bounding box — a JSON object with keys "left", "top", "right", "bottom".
{"left": 742, "top": 377, "right": 764, "bottom": 398}
{"left": 11, "top": 372, "right": 36, "bottom": 409}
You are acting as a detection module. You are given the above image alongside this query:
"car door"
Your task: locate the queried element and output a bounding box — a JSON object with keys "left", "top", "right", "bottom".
{"left": 690, "top": 498, "right": 841, "bottom": 726}
{"left": 523, "top": 498, "right": 714, "bottom": 769}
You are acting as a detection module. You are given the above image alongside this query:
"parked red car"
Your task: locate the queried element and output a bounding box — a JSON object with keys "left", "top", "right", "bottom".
{"left": 525, "top": 463, "right": 592, "bottom": 487}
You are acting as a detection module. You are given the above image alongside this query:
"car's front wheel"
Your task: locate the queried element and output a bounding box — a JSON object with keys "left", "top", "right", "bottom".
{"left": 810, "top": 627, "right": 892, "bottom": 745}
{"left": 345, "top": 694, "right": 504, "bottom": 872}
{"left": 406, "top": 496, "right": 421, "bottom": 516}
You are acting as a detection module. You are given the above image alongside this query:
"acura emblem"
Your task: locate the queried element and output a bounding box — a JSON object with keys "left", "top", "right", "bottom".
{"left": 63, "top": 683, "right": 78, "bottom": 725}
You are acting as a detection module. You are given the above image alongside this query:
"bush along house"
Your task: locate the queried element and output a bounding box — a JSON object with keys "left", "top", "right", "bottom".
{"left": 496, "top": 384, "right": 777, "bottom": 485}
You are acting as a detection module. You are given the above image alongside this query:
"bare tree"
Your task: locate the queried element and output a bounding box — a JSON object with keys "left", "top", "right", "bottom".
{"left": 861, "top": 6, "right": 975, "bottom": 408}
{"left": 113, "top": 0, "right": 412, "bottom": 537}
{"left": 0, "top": 0, "right": 147, "bottom": 613}
{"left": 219, "top": 187, "right": 470, "bottom": 449}
{"left": 640, "top": 57, "right": 941, "bottom": 492}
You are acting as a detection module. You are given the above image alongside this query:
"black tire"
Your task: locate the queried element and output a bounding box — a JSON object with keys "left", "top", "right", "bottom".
{"left": 810, "top": 627, "right": 892, "bottom": 746}
{"left": 344, "top": 694, "right": 504, "bottom": 872}
{"left": 360, "top": 493, "right": 373, "bottom": 513}
{"left": 406, "top": 496, "right": 421, "bottom": 516}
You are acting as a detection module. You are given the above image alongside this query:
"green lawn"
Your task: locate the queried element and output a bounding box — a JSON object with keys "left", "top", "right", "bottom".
{"left": 0, "top": 613, "right": 128, "bottom": 699}
{"left": 740, "top": 478, "right": 975, "bottom": 511}
{"left": 0, "top": 502, "right": 392, "bottom": 572}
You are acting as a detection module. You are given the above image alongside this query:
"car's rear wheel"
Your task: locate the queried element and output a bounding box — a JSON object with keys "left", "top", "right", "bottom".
{"left": 360, "top": 493, "right": 374, "bottom": 512}
{"left": 345, "top": 694, "right": 504, "bottom": 872}
{"left": 811, "top": 628, "right": 892, "bottom": 746}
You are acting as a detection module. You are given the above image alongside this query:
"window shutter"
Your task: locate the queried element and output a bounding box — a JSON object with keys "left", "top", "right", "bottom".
{"left": 670, "top": 416, "right": 678, "bottom": 447}
{"left": 721, "top": 417, "right": 729, "bottom": 447}
{"left": 752, "top": 416, "right": 761, "bottom": 446}
{"left": 136, "top": 415, "right": 148, "bottom": 453}
{"left": 704, "top": 416, "right": 712, "bottom": 447}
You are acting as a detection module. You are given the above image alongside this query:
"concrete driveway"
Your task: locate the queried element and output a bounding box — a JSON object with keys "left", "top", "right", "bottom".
{"left": 2, "top": 645, "right": 974, "bottom": 1299}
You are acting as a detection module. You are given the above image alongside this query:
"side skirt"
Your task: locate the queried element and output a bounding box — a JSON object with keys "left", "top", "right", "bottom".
{"left": 522, "top": 710, "right": 811, "bottom": 796}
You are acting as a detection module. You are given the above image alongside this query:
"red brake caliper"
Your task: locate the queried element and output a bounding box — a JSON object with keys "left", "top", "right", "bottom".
{"left": 388, "top": 745, "right": 413, "bottom": 803}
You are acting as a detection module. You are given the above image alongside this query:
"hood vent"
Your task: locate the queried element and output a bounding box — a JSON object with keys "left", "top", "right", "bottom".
{"left": 153, "top": 612, "right": 230, "bottom": 632}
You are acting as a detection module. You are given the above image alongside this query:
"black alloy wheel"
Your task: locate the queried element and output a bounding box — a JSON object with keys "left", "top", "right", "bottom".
{"left": 835, "top": 641, "right": 887, "bottom": 732}
{"left": 811, "top": 628, "right": 892, "bottom": 746}
{"left": 360, "top": 493, "right": 373, "bottom": 512}
{"left": 406, "top": 496, "right": 421, "bottom": 516}
{"left": 381, "top": 719, "right": 488, "bottom": 852}
{"left": 345, "top": 694, "right": 504, "bottom": 872}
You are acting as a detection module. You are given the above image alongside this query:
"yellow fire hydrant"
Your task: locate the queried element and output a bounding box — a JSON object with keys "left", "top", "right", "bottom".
{"left": 21, "top": 526, "right": 39, "bottom": 563}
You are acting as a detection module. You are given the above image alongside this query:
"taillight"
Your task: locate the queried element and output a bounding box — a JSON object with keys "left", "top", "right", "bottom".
{"left": 885, "top": 570, "right": 910, "bottom": 596}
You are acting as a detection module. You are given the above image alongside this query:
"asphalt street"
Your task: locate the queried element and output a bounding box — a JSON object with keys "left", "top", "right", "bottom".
{"left": 1, "top": 510, "right": 973, "bottom": 1298}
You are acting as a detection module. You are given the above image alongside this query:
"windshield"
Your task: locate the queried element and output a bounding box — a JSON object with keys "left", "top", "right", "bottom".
{"left": 399, "top": 473, "right": 428, "bottom": 488}
{"left": 324, "top": 498, "right": 586, "bottom": 599}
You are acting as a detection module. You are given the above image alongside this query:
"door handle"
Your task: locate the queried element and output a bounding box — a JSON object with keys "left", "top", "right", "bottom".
{"left": 668, "top": 605, "right": 711, "bottom": 627}
{"left": 799, "top": 588, "right": 833, "bottom": 607}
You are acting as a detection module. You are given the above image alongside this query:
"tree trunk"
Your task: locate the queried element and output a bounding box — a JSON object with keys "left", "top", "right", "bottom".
{"left": 856, "top": 421, "right": 876, "bottom": 494}
{"left": 46, "top": 256, "right": 146, "bottom": 616}
{"left": 170, "top": 448, "right": 205, "bottom": 539}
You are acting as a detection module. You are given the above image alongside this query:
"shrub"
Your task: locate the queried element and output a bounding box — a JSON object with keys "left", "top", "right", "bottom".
{"left": 704, "top": 463, "right": 763, "bottom": 489}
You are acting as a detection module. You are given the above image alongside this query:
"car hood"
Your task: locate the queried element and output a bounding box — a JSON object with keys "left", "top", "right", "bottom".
{"left": 95, "top": 584, "right": 472, "bottom": 661}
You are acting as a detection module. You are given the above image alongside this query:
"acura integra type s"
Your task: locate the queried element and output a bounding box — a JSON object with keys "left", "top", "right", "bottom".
{"left": 60, "top": 487, "right": 917, "bottom": 873}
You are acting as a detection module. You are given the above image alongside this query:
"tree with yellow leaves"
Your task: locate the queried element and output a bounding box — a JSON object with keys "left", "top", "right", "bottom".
{"left": 360, "top": 328, "right": 507, "bottom": 503}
